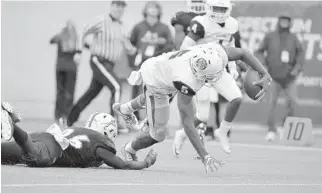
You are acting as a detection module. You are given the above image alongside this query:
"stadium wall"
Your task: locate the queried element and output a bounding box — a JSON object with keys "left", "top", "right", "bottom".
{"left": 2, "top": 1, "right": 321, "bottom": 129}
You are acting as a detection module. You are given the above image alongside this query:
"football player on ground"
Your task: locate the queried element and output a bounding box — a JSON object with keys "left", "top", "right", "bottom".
{"left": 173, "top": 0, "right": 245, "bottom": 155}
{"left": 1, "top": 103, "right": 156, "bottom": 169}
{"left": 112, "top": 42, "right": 271, "bottom": 173}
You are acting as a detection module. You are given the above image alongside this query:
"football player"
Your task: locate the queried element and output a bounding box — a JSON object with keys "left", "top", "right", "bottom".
{"left": 171, "top": 0, "right": 206, "bottom": 50}
{"left": 113, "top": 42, "right": 272, "bottom": 173}
{"left": 173, "top": 0, "right": 244, "bottom": 155}
{"left": 1, "top": 103, "right": 156, "bottom": 169}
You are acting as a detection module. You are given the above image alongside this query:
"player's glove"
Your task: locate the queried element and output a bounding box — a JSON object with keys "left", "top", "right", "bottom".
{"left": 144, "top": 148, "right": 157, "bottom": 168}
{"left": 253, "top": 73, "right": 272, "bottom": 102}
{"left": 202, "top": 155, "right": 225, "bottom": 173}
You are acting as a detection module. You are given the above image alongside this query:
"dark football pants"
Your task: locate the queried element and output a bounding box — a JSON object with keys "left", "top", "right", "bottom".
{"left": 67, "top": 56, "right": 121, "bottom": 127}
{"left": 1, "top": 133, "right": 62, "bottom": 167}
{"left": 268, "top": 80, "right": 297, "bottom": 132}
{"left": 55, "top": 70, "right": 77, "bottom": 121}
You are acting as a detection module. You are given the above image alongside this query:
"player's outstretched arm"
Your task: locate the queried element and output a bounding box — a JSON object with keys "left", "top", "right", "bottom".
{"left": 96, "top": 147, "right": 157, "bottom": 170}
{"left": 177, "top": 92, "right": 208, "bottom": 159}
{"left": 226, "top": 47, "right": 269, "bottom": 77}
{"left": 226, "top": 47, "right": 272, "bottom": 99}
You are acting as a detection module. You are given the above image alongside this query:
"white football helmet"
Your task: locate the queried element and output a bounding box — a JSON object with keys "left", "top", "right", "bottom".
{"left": 189, "top": 44, "right": 228, "bottom": 83}
{"left": 205, "top": 0, "right": 232, "bottom": 23}
{"left": 186, "top": 0, "right": 205, "bottom": 13}
{"left": 85, "top": 112, "right": 118, "bottom": 141}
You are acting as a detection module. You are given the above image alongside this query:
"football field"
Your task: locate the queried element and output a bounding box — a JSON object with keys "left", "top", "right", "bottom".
{"left": 2, "top": 120, "right": 322, "bottom": 193}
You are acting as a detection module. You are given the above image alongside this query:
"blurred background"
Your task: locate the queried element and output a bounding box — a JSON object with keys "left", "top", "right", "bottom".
{"left": 1, "top": 0, "right": 322, "bottom": 130}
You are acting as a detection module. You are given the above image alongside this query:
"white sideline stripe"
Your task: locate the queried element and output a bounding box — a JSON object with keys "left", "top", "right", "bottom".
{"left": 2, "top": 183, "right": 322, "bottom": 187}
{"left": 163, "top": 140, "right": 322, "bottom": 152}
{"left": 92, "top": 56, "right": 120, "bottom": 103}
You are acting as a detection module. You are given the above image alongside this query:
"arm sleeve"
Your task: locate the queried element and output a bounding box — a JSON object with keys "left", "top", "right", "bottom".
{"left": 294, "top": 35, "right": 305, "bottom": 72}
{"left": 180, "top": 20, "right": 204, "bottom": 49}
{"left": 173, "top": 81, "right": 196, "bottom": 96}
{"left": 130, "top": 25, "right": 139, "bottom": 46}
{"left": 96, "top": 147, "right": 148, "bottom": 170}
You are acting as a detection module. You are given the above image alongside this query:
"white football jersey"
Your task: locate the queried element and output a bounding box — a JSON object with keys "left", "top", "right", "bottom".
{"left": 140, "top": 42, "right": 228, "bottom": 96}
{"left": 190, "top": 16, "right": 239, "bottom": 47}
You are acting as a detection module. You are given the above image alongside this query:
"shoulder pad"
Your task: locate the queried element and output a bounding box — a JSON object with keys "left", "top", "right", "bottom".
{"left": 189, "top": 19, "right": 205, "bottom": 38}
{"left": 191, "top": 15, "right": 205, "bottom": 24}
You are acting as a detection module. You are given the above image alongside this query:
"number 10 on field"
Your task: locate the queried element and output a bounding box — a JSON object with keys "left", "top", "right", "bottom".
{"left": 281, "top": 117, "right": 313, "bottom": 146}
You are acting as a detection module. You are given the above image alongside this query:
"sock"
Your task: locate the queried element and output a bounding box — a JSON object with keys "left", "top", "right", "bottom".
{"left": 13, "top": 124, "right": 37, "bottom": 155}
{"left": 219, "top": 120, "right": 232, "bottom": 134}
{"left": 130, "top": 131, "right": 158, "bottom": 151}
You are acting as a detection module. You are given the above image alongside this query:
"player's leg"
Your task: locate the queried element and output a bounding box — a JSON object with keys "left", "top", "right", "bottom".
{"left": 1, "top": 141, "right": 24, "bottom": 165}
{"left": 63, "top": 71, "right": 77, "bottom": 127}
{"left": 172, "top": 95, "right": 210, "bottom": 156}
{"left": 55, "top": 70, "right": 66, "bottom": 124}
{"left": 2, "top": 104, "right": 61, "bottom": 167}
{"left": 213, "top": 71, "right": 243, "bottom": 154}
{"left": 67, "top": 77, "right": 103, "bottom": 126}
{"left": 266, "top": 81, "right": 282, "bottom": 141}
{"left": 283, "top": 80, "right": 297, "bottom": 122}
{"left": 205, "top": 88, "right": 220, "bottom": 140}
{"left": 1, "top": 109, "right": 39, "bottom": 161}
{"left": 218, "top": 98, "right": 229, "bottom": 137}
{"left": 122, "top": 86, "right": 170, "bottom": 161}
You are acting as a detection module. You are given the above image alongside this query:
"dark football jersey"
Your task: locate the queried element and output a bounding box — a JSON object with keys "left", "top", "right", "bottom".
{"left": 171, "top": 11, "right": 205, "bottom": 35}
{"left": 53, "top": 127, "right": 116, "bottom": 168}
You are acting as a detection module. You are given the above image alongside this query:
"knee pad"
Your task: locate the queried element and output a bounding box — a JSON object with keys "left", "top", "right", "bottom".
{"left": 149, "top": 124, "right": 168, "bottom": 142}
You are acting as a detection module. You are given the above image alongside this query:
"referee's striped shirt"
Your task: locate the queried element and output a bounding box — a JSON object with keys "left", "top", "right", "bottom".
{"left": 82, "top": 15, "right": 133, "bottom": 63}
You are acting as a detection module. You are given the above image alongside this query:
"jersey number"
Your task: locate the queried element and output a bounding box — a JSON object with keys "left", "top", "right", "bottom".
{"left": 169, "top": 50, "right": 190, "bottom": 59}
{"left": 62, "top": 129, "right": 90, "bottom": 149}
{"left": 181, "top": 85, "right": 189, "bottom": 94}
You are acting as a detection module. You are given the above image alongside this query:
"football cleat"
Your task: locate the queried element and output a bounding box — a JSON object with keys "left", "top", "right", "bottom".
{"left": 112, "top": 103, "right": 139, "bottom": 131}
{"left": 2, "top": 102, "right": 22, "bottom": 123}
{"left": 1, "top": 109, "right": 14, "bottom": 141}
{"left": 121, "top": 143, "right": 138, "bottom": 161}
{"left": 215, "top": 129, "right": 231, "bottom": 154}
{"left": 265, "top": 131, "right": 277, "bottom": 142}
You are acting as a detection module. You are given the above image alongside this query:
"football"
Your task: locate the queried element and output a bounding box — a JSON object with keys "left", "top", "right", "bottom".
{"left": 243, "top": 69, "right": 262, "bottom": 100}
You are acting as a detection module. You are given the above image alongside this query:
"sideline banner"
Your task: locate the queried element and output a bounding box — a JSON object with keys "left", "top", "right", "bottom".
{"left": 231, "top": 1, "right": 322, "bottom": 126}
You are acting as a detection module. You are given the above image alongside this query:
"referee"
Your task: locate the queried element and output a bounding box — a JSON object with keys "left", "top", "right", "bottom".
{"left": 67, "top": 0, "right": 136, "bottom": 130}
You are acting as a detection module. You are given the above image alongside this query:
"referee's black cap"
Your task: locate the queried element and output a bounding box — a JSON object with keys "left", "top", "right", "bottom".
{"left": 111, "top": 0, "right": 127, "bottom": 7}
